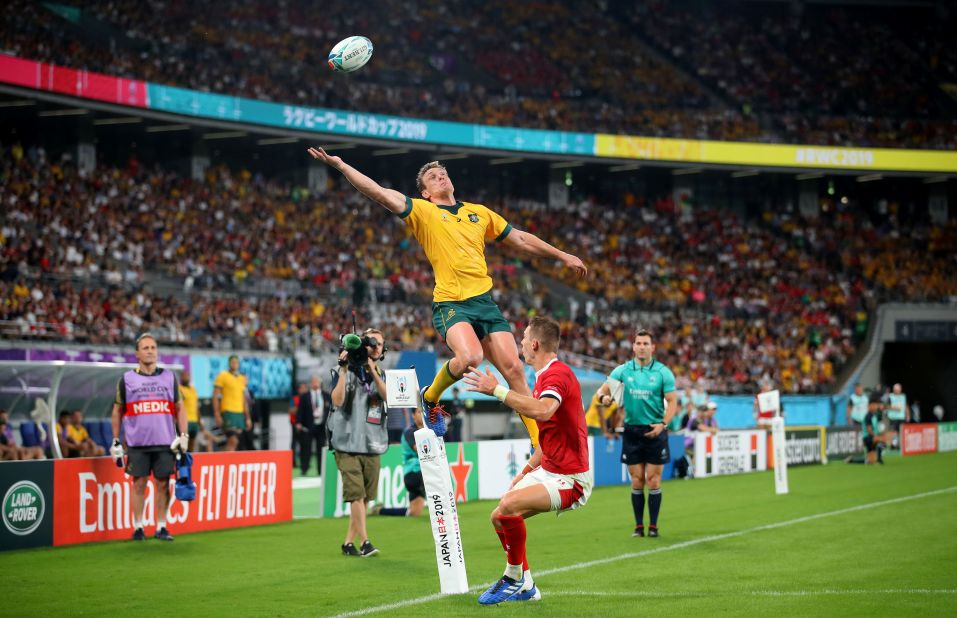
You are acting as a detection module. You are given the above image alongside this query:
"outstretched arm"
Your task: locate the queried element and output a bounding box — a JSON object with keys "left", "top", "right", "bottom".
{"left": 463, "top": 366, "right": 560, "bottom": 421}
{"left": 501, "top": 228, "right": 587, "bottom": 278}
{"left": 307, "top": 147, "right": 406, "bottom": 214}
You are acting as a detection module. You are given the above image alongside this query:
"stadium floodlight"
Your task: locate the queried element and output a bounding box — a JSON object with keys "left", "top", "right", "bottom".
{"left": 731, "top": 169, "right": 760, "bottom": 179}
{"left": 608, "top": 164, "right": 641, "bottom": 173}
{"left": 550, "top": 161, "right": 584, "bottom": 169}
{"left": 203, "top": 131, "right": 247, "bottom": 140}
{"left": 318, "top": 143, "right": 357, "bottom": 151}
{"left": 257, "top": 137, "right": 299, "bottom": 145}
{"left": 372, "top": 148, "right": 410, "bottom": 156}
{"left": 795, "top": 172, "right": 823, "bottom": 181}
{"left": 672, "top": 167, "right": 702, "bottom": 176}
{"left": 489, "top": 157, "right": 523, "bottom": 165}
{"left": 433, "top": 153, "right": 469, "bottom": 161}
{"left": 923, "top": 176, "right": 950, "bottom": 184}
{"left": 37, "top": 108, "right": 88, "bottom": 117}
{"left": 146, "top": 124, "right": 191, "bottom": 133}
{"left": 856, "top": 174, "right": 882, "bottom": 183}
{"left": 0, "top": 99, "right": 36, "bottom": 108}
{"left": 94, "top": 117, "right": 143, "bottom": 126}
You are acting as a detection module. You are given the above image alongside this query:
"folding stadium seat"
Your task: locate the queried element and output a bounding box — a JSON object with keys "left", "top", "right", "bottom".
{"left": 86, "top": 420, "right": 104, "bottom": 450}
{"left": 92, "top": 420, "right": 112, "bottom": 451}
{"left": 19, "top": 421, "right": 38, "bottom": 447}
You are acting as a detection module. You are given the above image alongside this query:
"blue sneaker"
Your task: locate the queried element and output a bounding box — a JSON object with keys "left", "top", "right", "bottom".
{"left": 420, "top": 387, "right": 449, "bottom": 437}
{"left": 507, "top": 584, "right": 542, "bottom": 602}
{"left": 478, "top": 576, "right": 524, "bottom": 605}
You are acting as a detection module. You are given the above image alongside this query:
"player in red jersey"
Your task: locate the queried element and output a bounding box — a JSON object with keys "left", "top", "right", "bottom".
{"left": 463, "top": 315, "right": 592, "bottom": 605}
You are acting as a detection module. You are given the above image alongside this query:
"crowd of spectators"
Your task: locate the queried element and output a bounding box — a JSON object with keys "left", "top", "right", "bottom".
{"left": 3, "top": 143, "right": 956, "bottom": 394}
{"left": 2, "top": 0, "right": 954, "bottom": 147}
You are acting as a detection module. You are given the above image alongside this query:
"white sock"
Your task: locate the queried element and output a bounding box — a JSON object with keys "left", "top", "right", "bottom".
{"left": 523, "top": 569, "right": 534, "bottom": 586}
{"left": 157, "top": 514, "right": 166, "bottom": 529}
{"left": 504, "top": 563, "right": 523, "bottom": 580}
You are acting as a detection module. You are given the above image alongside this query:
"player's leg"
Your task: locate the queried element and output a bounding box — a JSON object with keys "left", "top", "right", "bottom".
{"left": 425, "top": 320, "right": 483, "bottom": 404}
{"left": 482, "top": 330, "right": 539, "bottom": 448}
{"left": 153, "top": 449, "right": 176, "bottom": 540}
{"left": 629, "top": 462, "right": 647, "bottom": 535}
{"left": 481, "top": 484, "right": 550, "bottom": 605}
{"left": 130, "top": 475, "right": 148, "bottom": 539}
{"left": 421, "top": 312, "right": 484, "bottom": 434}
{"left": 644, "top": 463, "right": 665, "bottom": 536}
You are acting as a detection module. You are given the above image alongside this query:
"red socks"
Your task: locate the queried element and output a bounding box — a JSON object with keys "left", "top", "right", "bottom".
{"left": 496, "top": 515, "right": 528, "bottom": 570}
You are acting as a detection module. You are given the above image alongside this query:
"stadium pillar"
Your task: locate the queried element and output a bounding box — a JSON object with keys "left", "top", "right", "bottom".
{"left": 307, "top": 162, "right": 328, "bottom": 193}
{"left": 928, "top": 187, "right": 948, "bottom": 224}
{"left": 548, "top": 169, "right": 569, "bottom": 208}
{"left": 76, "top": 119, "right": 96, "bottom": 175}
{"left": 191, "top": 139, "right": 210, "bottom": 181}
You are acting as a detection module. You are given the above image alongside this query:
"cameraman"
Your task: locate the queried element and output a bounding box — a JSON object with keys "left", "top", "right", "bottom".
{"left": 329, "top": 328, "right": 389, "bottom": 557}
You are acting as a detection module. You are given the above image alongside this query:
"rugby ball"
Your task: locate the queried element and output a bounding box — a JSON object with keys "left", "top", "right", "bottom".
{"left": 328, "top": 36, "right": 374, "bottom": 73}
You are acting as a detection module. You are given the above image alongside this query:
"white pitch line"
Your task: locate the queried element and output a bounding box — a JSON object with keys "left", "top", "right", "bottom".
{"left": 327, "top": 485, "right": 957, "bottom": 618}
{"left": 547, "top": 589, "right": 957, "bottom": 598}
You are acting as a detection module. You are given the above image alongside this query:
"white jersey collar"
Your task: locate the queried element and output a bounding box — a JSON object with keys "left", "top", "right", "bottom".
{"left": 535, "top": 357, "right": 559, "bottom": 379}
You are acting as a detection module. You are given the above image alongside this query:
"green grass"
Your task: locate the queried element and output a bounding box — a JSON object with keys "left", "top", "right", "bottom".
{"left": 4, "top": 452, "right": 957, "bottom": 617}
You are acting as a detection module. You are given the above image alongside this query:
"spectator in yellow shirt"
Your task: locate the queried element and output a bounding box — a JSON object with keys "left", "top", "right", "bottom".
{"left": 68, "top": 410, "right": 105, "bottom": 457}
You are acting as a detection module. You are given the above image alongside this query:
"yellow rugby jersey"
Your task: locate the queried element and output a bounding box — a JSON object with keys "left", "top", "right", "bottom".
{"left": 180, "top": 383, "right": 200, "bottom": 422}
{"left": 400, "top": 197, "right": 513, "bottom": 302}
{"left": 213, "top": 371, "right": 247, "bottom": 412}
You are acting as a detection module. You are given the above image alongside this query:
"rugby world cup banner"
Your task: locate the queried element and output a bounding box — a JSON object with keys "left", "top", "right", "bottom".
{"left": 694, "top": 430, "right": 767, "bottom": 478}
{"left": 901, "top": 423, "right": 938, "bottom": 456}
{"left": 938, "top": 423, "right": 957, "bottom": 453}
{"left": 0, "top": 461, "right": 54, "bottom": 552}
{"left": 52, "top": 451, "right": 292, "bottom": 546}
{"left": 320, "top": 441, "right": 478, "bottom": 518}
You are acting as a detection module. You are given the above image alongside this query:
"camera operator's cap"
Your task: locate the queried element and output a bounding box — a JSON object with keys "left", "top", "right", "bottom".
{"left": 706, "top": 401, "right": 718, "bottom": 410}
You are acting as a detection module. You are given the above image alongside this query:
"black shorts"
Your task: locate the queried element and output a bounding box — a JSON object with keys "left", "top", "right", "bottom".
{"left": 621, "top": 425, "right": 670, "bottom": 466}
{"left": 863, "top": 435, "right": 877, "bottom": 453}
{"left": 127, "top": 446, "right": 175, "bottom": 479}
{"left": 405, "top": 471, "right": 425, "bottom": 501}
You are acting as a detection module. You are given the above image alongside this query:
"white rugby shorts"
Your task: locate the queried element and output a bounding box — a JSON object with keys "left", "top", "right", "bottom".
{"left": 512, "top": 466, "right": 593, "bottom": 513}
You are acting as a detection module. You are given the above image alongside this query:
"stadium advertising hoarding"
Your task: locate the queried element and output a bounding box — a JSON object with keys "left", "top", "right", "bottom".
{"left": 825, "top": 426, "right": 861, "bottom": 458}
{"left": 320, "top": 441, "right": 478, "bottom": 518}
{"left": 767, "top": 426, "right": 827, "bottom": 467}
{"left": 52, "top": 451, "right": 292, "bottom": 546}
{"left": 901, "top": 423, "right": 939, "bottom": 456}
{"left": 694, "top": 430, "right": 767, "bottom": 478}
{"left": 0, "top": 461, "right": 54, "bottom": 551}
{"left": 594, "top": 134, "right": 957, "bottom": 173}
{"left": 938, "top": 423, "right": 957, "bottom": 453}
{"left": 4, "top": 53, "right": 956, "bottom": 173}
{"left": 477, "top": 439, "right": 535, "bottom": 500}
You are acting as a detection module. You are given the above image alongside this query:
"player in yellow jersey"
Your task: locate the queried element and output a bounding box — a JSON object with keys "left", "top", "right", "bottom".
{"left": 213, "top": 355, "right": 250, "bottom": 451}
{"left": 307, "top": 147, "right": 586, "bottom": 444}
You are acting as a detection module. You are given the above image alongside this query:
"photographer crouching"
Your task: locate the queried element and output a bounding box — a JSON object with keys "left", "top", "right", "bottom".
{"left": 329, "top": 328, "right": 390, "bottom": 557}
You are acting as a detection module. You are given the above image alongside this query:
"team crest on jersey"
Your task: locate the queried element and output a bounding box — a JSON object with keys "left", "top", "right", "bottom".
{"left": 649, "top": 376, "right": 656, "bottom": 384}
{"left": 468, "top": 213, "right": 479, "bottom": 223}
{"left": 447, "top": 309, "right": 456, "bottom": 320}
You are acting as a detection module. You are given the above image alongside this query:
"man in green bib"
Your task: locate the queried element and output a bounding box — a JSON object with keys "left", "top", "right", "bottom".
{"left": 596, "top": 329, "right": 678, "bottom": 538}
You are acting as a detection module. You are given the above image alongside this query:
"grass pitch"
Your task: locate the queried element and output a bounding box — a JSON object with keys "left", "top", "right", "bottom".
{"left": 3, "top": 451, "right": 956, "bottom": 617}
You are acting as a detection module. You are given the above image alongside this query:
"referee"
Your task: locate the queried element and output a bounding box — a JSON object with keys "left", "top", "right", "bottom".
{"left": 596, "top": 329, "right": 678, "bottom": 538}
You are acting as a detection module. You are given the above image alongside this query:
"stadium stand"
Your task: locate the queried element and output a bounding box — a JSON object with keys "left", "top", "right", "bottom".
{"left": 2, "top": 142, "right": 954, "bottom": 394}
{"left": 1, "top": 0, "right": 954, "bottom": 146}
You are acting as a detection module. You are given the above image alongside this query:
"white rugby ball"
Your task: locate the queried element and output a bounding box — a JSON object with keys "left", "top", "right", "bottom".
{"left": 328, "top": 36, "right": 374, "bottom": 73}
